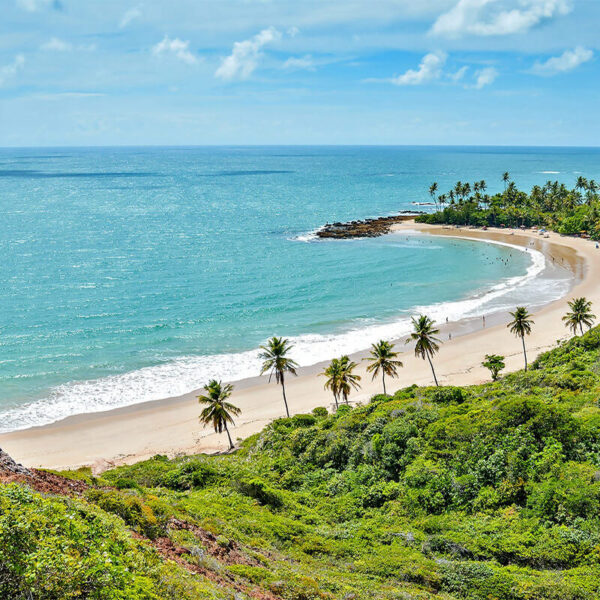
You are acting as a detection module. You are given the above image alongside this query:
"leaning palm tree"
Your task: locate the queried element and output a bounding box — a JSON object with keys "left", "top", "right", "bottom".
{"left": 259, "top": 336, "right": 298, "bottom": 418}
{"left": 562, "top": 297, "right": 596, "bottom": 336}
{"left": 507, "top": 307, "right": 534, "bottom": 371}
{"left": 365, "top": 339, "right": 403, "bottom": 395}
{"left": 407, "top": 315, "right": 441, "bottom": 386}
{"left": 338, "top": 355, "right": 361, "bottom": 404}
{"left": 321, "top": 358, "right": 342, "bottom": 408}
{"left": 429, "top": 182, "right": 438, "bottom": 210}
{"left": 198, "top": 380, "right": 240, "bottom": 450}
{"left": 502, "top": 171, "right": 510, "bottom": 191}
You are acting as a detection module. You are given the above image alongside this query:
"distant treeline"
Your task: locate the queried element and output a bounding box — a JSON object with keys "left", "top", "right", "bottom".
{"left": 416, "top": 174, "right": 600, "bottom": 240}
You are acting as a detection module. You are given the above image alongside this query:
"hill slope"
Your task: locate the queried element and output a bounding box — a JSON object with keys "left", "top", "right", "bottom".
{"left": 2, "top": 329, "right": 600, "bottom": 599}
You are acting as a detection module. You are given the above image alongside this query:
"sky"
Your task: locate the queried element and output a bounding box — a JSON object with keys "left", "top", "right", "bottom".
{"left": 0, "top": 0, "right": 598, "bottom": 146}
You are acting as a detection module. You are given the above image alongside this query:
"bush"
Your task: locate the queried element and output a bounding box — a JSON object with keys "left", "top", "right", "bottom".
{"left": 85, "top": 489, "right": 164, "bottom": 538}
{"left": 431, "top": 387, "right": 467, "bottom": 404}
{"left": 234, "top": 478, "right": 284, "bottom": 508}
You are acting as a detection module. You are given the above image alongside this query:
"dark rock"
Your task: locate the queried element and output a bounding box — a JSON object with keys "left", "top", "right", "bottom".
{"left": 0, "top": 447, "right": 31, "bottom": 476}
{"left": 316, "top": 212, "right": 423, "bottom": 240}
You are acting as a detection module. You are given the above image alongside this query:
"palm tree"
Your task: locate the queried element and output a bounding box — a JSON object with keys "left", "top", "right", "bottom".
{"left": 259, "top": 336, "right": 298, "bottom": 418}
{"left": 198, "top": 380, "right": 240, "bottom": 450}
{"left": 507, "top": 307, "right": 534, "bottom": 371}
{"left": 365, "top": 339, "right": 403, "bottom": 395}
{"left": 562, "top": 297, "right": 596, "bottom": 336}
{"left": 321, "top": 358, "right": 342, "bottom": 408}
{"left": 407, "top": 315, "right": 442, "bottom": 386}
{"left": 429, "top": 182, "right": 438, "bottom": 210}
{"left": 482, "top": 354, "right": 505, "bottom": 381}
{"left": 502, "top": 171, "right": 510, "bottom": 191}
{"left": 338, "top": 355, "right": 361, "bottom": 404}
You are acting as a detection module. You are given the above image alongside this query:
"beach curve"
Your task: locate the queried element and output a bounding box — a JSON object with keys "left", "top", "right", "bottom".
{"left": 1, "top": 223, "right": 597, "bottom": 471}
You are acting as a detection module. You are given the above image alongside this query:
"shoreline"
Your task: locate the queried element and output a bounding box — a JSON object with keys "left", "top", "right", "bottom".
{"left": 1, "top": 223, "right": 596, "bottom": 472}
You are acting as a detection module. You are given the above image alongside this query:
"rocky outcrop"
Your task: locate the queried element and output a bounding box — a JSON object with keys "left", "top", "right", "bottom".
{"left": 0, "top": 447, "right": 31, "bottom": 476}
{"left": 316, "top": 212, "right": 421, "bottom": 239}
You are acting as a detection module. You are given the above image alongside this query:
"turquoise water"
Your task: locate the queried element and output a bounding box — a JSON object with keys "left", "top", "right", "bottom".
{"left": 0, "top": 146, "right": 595, "bottom": 430}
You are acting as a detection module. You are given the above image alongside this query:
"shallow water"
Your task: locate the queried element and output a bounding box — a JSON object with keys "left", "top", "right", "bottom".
{"left": 0, "top": 145, "right": 595, "bottom": 431}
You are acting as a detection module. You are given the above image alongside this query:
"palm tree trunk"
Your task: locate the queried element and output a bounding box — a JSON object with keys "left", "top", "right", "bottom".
{"left": 225, "top": 424, "right": 234, "bottom": 450}
{"left": 382, "top": 372, "right": 386, "bottom": 395}
{"left": 580, "top": 322, "right": 584, "bottom": 336}
{"left": 280, "top": 372, "right": 290, "bottom": 417}
{"left": 521, "top": 335, "right": 528, "bottom": 371}
{"left": 427, "top": 354, "right": 439, "bottom": 386}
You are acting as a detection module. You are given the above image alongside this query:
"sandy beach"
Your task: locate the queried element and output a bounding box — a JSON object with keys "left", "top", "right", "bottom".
{"left": 2, "top": 222, "right": 598, "bottom": 472}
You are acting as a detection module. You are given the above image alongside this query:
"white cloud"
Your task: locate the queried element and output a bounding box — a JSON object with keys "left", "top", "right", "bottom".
{"left": 41, "top": 37, "right": 72, "bottom": 52}
{"left": 215, "top": 27, "right": 282, "bottom": 81}
{"left": 283, "top": 55, "right": 315, "bottom": 71}
{"left": 35, "top": 92, "right": 106, "bottom": 100}
{"left": 532, "top": 46, "right": 593, "bottom": 75}
{"left": 152, "top": 36, "right": 197, "bottom": 65}
{"left": 0, "top": 54, "right": 25, "bottom": 86}
{"left": 431, "top": 0, "right": 572, "bottom": 38}
{"left": 120, "top": 6, "right": 143, "bottom": 28}
{"left": 449, "top": 65, "right": 469, "bottom": 81}
{"left": 391, "top": 51, "right": 447, "bottom": 85}
{"left": 287, "top": 26, "right": 300, "bottom": 38}
{"left": 16, "top": 0, "right": 62, "bottom": 11}
{"left": 473, "top": 66, "right": 498, "bottom": 88}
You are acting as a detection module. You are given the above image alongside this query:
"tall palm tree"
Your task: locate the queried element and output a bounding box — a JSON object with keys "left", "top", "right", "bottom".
{"left": 562, "top": 297, "right": 596, "bottom": 336}
{"left": 338, "top": 355, "right": 361, "bottom": 404}
{"left": 507, "top": 307, "right": 534, "bottom": 371}
{"left": 407, "top": 315, "right": 441, "bottom": 386}
{"left": 198, "top": 380, "right": 240, "bottom": 450}
{"left": 429, "top": 182, "right": 438, "bottom": 210}
{"left": 321, "top": 358, "right": 342, "bottom": 408}
{"left": 502, "top": 171, "right": 510, "bottom": 191}
{"left": 259, "top": 336, "right": 298, "bottom": 418}
{"left": 365, "top": 339, "right": 403, "bottom": 395}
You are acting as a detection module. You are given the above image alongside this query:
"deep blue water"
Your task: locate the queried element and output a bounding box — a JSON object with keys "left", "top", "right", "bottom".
{"left": 0, "top": 146, "right": 595, "bottom": 430}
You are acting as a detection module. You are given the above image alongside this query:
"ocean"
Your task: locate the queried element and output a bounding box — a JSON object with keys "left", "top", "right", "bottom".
{"left": 1, "top": 145, "right": 597, "bottom": 431}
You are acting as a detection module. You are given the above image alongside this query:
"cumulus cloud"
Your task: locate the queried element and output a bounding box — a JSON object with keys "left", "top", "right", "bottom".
{"left": 215, "top": 27, "right": 282, "bottom": 81}
{"left": 41, "top": 37, "right": 72, "bottom": 52}
{"left": 283, "top": 55, "right": 315, "bottom": 71}
{"left": 0, "top": 54, "right": 25, "bottom": 86}
{"left": 152, "top": 36, "right": 197, "bottom": 65}
{"left": 120, "top": 6, "right": 142, "bottom": 28}
{"left": 431, "top": 0, "right": 572, "bottom": 38}
{"left": 473, "top": 66, "right": 498, "bottom": 88}
{"left": 531, "top": 46, "right": 593, "bottom": 75}
{"left": 391, "top": 51, "right": 447, "bottom": 85}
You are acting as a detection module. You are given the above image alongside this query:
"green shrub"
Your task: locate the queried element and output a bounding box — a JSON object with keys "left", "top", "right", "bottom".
{"left": 431, "top": 386, "right": 467, "bottom": 404}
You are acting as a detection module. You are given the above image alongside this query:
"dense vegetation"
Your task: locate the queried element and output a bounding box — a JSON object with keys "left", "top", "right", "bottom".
{"left": 417, "top": 175, "right": 600, "bottom": 239}
{"left": 3, "top": 327, "right": 600, "bottom": 598}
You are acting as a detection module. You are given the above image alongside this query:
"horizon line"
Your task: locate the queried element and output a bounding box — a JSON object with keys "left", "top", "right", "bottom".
{"left": 2, "top": 143, "right": 600, "bottom": 150}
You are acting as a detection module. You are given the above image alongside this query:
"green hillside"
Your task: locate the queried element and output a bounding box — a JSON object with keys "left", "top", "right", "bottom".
{"left": 3, "top": 328, "right": 600, "bottom": 599}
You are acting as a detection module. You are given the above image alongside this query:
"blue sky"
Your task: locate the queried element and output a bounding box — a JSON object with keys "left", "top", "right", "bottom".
{"left": 1, "top": 0, "right": 598, "bottom": 146}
